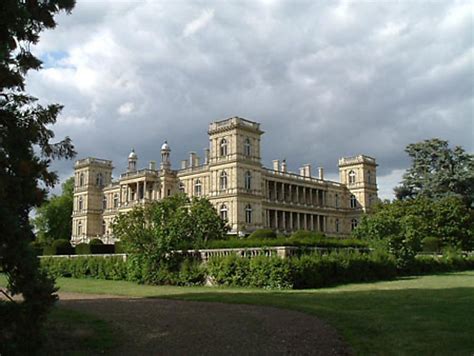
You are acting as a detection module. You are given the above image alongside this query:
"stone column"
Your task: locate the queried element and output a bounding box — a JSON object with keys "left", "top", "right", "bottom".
{"left": 297, "top": 213, "right": 301, "bottom": 230}
{"left": 296, "top": 186, "right": 299, "bottom": 204}
{"left": 288, "top": 184, "right": 292, "bottom": 203}
{"left": 289, "top": 212, "right": 293, "bottom": 231}
{"left": 309, "top": 189, "right": 313, "bottom": 206}
{"left": 275, "top": 210, "right": 279, "bottom": 230}
{"left": 282, "top": 211, "right": 286, "bottom": 231}
{"left": 310, "top": 214, "right": 314, "bottom": 231}
{"left": 281, "top": 183, "right": 285, "bottom": 202}
{"left": 303, "top": 214, "right": 307, "bottom": 230}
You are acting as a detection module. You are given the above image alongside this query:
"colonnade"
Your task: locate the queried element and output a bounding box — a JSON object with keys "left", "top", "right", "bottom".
{"left": 266, "top": 209, "right": 326, "bottom": 232}
{"left": 266, "top": 180, "right": 327, "bottom": 206}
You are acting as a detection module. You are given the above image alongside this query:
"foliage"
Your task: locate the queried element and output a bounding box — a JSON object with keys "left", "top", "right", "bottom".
{"left": 75, "top": 243, "right": 90, "bottom": 255}
{"left": 353, "top": 196, "right": 474, "bottom": 268}
{"left": 421, "top": 237, "right": 442, "bottom": 253}
{"left": 112, "top": 194, "right": 228, "bottom": 283}
{"left": 394, "top": 138, "right": 474, "bottom": 207}
{"left": 290, "top": 230, "right": 325, "bottom": 239}
{"left": 0, "top": 0, "right": 76, "bottom": 352}
{"left": 248, "top": 229, "right": 276, "bottom": 239}
{"left": 43, "top": 239, "right": 74, "bottom": 255}
{"left": 33, "top": 177, "right": 74, "bottom": 245}
{"left": 89, "top": 238, "right": 104, "bottom": 245}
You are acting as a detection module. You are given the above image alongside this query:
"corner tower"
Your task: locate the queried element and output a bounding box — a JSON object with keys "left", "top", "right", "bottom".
{"left": 207, "top": 117, "right": 265, "bottom": 234}
{"left": 72, "top": 157, "right": 113, "bottom": 245}
{"left": 338, "top": 155, "right": 378, "bottom": 212}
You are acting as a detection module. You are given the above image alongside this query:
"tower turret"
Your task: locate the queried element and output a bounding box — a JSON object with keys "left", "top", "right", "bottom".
{"left": 161, "top": 141, "right": 171, "bottom": 170}
{"left": 128, "top": 148, "right": 137, "bottom": 172}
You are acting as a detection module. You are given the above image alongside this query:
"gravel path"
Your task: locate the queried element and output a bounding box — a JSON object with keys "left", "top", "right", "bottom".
{"left": 58, "top": 292, "right": 353, "bottom": 355}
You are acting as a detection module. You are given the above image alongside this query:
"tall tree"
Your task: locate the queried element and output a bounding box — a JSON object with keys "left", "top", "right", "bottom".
{"left": 33, "top": 177, "right": 74, "bottom": 245}
{"left": 0, "top": 0, "right": 75, "bottom": 353}
{"left": 394, "top": 138, "right": 474, "bottom": 206}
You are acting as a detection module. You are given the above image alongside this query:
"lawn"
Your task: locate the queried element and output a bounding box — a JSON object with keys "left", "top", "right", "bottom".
{"left": 1, "top": 272, "right": 473, "bottom": 355}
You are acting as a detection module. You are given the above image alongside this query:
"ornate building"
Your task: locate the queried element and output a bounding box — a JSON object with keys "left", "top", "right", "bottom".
{"left": 71, "top": 117, "right": 377, "bottom": 245}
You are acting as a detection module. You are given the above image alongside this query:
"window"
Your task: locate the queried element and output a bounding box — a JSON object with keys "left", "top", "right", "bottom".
{"left": 220, "top": 138, "right": 228, "bottom": 157}
{"left": 348, "top": 170, "right": 356, "bottom": 184}
{"left": 113, "top": 194, "right": 119, "bottom": 208}
{"left": 179, "top": 182, "right": 185, "bottom": 193}
{"left": 78, "top": 196, "right": 83, "bottom": 211}
{"left": 96, "top": 173, "right": 104, "bottom": 187}
{"left": 220, "top": 171, "right": 228, "bottom": 190}
{"left": 102, "top": 196, "right": 107, "bottom": 210}
{"left": 194, "top": 179, "right": 202, "bottom": 196}
{"left": 367, "top": 170, "right": 372, "bottom": 184}
{"left": 220, "top": 204, "right": 228, "bottom": 221}
{"left": 245, "top": 204, "right": 252, "bottom": 224}
{"left": 102, "top": 220, "right": 106, "bottom": 235}
{"left": 351, "top": 218, "right": 358, "bottom": 231}
{"left": 244, "top": 138, "right": 251, "bottom": 156}
{"left": 335, "top": 193, "right": 339, "bottom": 208}
{"left": 79, "top": 173, "right": 84, "bottom": 187}
{"left": 350, "top": 194, "right": 357, "bottom": 208}
{"left": 244, "top": 171, "right": 251, "bottom": 190}
{"left": 335, "top": 218, "right": 340, "bottom": 233}
{"left": 77, "top": 221, "right": 82, "bottom": 235}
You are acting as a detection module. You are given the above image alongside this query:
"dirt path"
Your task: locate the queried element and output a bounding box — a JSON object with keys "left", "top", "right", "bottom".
{"left": 58, "top": 292, "right": 352, "bottom": 355}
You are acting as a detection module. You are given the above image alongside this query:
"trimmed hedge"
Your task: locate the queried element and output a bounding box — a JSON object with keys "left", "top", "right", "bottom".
{"left": 248, "top": 229, "right": 277, "bottom": 239}
{"left": 43, "top": 239, "right": 74, "bottom": 255}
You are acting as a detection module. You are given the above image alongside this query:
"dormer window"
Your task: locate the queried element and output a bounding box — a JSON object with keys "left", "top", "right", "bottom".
{"left": 350, "top": 194, "right": 357, "bottom": 208}
{"left": 96, "top": 173, "right": 104, "bottom": 187}
{"left": 244, "top": 138, "right": 251, "bottom": 156}
{"left": 220, "top": 138, "right": 228, "bottom": 156}
{"left": 367, "top": 170, "right": 372, "bottom": 184}
{"left": 113, "top": 194, "right": 119, "bottom": 208}
{"left": 79, "top": 173, "right": 84, "bottom": 187}
{"left": 348, "top": 170, "right": 356, "bottom": 184}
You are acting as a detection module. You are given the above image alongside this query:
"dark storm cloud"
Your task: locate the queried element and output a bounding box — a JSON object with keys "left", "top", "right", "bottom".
{"left": 27, "top": 0, "right": 473, "bottom": 198}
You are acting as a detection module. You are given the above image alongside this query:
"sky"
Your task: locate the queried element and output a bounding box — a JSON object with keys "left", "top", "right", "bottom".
{"left": 27, "top": 0, "right": 473, "bottom": 200}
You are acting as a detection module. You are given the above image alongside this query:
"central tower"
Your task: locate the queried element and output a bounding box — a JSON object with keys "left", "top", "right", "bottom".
{"left": 207, "top": 117, "right": 264, "bottom": 234}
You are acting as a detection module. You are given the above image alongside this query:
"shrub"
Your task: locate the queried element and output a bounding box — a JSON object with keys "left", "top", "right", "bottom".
{"left": 248, "top": 229, "right": 276, "bottom": 239}
{"left": 89, "top": 238, "right": 103, "bottom": 245}
{"left": 90, "top": 244, "right": 115, "bottom": 254}
{"left": 75, "top": 243, "right": 91, "bottom": 255}
{"left": 43, "top": 239, "right": 74, "bottom": 255}
{"left": 114, "top": 241, "right": 126, "bottom": 253}
{"left": 290, "top": 230, "right": 324, "bottom": 239}
{"left": 422, "top": 237, "right": 442, "bottom": 253}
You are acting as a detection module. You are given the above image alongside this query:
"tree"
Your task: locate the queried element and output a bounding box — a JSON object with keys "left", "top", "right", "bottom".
{"left": 33, "top": 177, "right": 74, "bottom": 245}
{"left": 394, "top": 138, "right": 474, "bottom": 206}
{"left": 353, "top": 196, "right": 474, "bottom": 268}
{"left": 0, "top": 0, "right": 75, "bottom": 353}
{"left": 112, "top": 194, "right": 228, "bottom": 284}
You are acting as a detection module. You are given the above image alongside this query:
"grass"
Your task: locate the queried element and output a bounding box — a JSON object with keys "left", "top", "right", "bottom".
{"left": 2, "top": 272, "right": 473, "bottom": 355}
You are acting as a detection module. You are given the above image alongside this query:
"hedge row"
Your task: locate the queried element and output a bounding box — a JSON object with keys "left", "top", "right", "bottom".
{"left": 39, "top": 240, "right": 125, "bottom": 256}
{"left": 40, "top": 251, "right": 474, "bottom": 289}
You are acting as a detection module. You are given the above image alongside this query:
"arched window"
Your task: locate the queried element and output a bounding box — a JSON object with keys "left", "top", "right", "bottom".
{"left": 113, "top": 194, "right": 119, "bottom": 208}
{"left": 367, "top": 170, "right": 372, "bottom": 184}
{"left": 335, "top": 193, "right": 339, "bottom": 208}
{"left": 194, "top": 179, "right": 202, "bottom": 196}
{"left": 220, "top": 171, "right": 228, "bottom": 190}
{"left": 335, "top": 218, "right": 340, "bottom": 233}
{"left": 350, "top": 194, "right": 357, "bottom": 209}
{"left": 351, "top": 218, "right": 358, "bottom": 231}
{"left": 79, "top": 173, "right": 84, "bottom": 187}
{"left": 348, "top": 170, "right": 356, "bottom": 184}
{"left": 77, "top": 221, "right": 82, "bottom": 235}
{"left": 102, "top": 196, "right": 107, "bottom": 210}
{"left": 220, "top": 138, "right": 228, "bottom": 157}
{"left": 78, "top": 196, "right": 83, "bottom": 211}
{"left": 96, "top": 173, "right": 104, "bottom": 187}
{"left": 179, "top": 182, "right": 185, "bottom": 193}
{"left": 220, "top": 204, "right": 228, "bottom": 221}
{"left": 244, "top": 171, "right": 251, "bottom": 190}
{"left": 244, "top": 138, "right": 251, "bottom": 156}
{"left": 245, "top": 204, "right": 252, "bottom": 224}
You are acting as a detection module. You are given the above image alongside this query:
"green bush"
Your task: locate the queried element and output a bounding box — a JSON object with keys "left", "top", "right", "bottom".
{"left": 248, "top": 229, "right": 277, "bottom": 239}
{"left": 43, "top": 239, "right": 74, "bottom": 255}
{"left": 422, "top": 237, "right": 442, "bottom": 253}
{"left": 114, "top": 241, "right": 126, "bottom": 253}
{"left": 290, "top": 230, "right": 325, "bottom": 239}
{"left": 75, "top": 243, "right": 91, "bottom": 255}
{"left": 89, "top": 238, "right": 103, "bottom": 245}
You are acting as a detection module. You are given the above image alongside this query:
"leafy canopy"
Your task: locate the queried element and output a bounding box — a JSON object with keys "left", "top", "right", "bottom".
{"left": 33, "top": 177, "right": 74, "bottom": 245}
{"left": 0, "top": 0, "right": 75, "bottom": 353}
{"left": 394, "top": 138, "right": 474, "bottom": 206}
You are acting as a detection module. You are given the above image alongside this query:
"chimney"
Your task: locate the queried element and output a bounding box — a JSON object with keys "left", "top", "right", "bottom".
{"left": 281, "top": 160, "right": 287, "bottom": 173}
{"left": 189, "top": 152, "right": 196, "bottom": 167}
{"left": 148, "top": 161, "right": 156, "bottom": 170}
{"left": 304, "top": 164, "right": 311, "bottom": 177}
{"left": 273, "top": 159, "right": 280, "bottom": 171}
{"left": 299, "top": 167, "right": 305, "bottom": 176}
{"left": 181, "top": 160, "right": 188, "bottom": 169}
{"left": 318, "top": 167, "right": 324, "bottom": 180}
{"left": 204, "top": 148, "right": 210, "bottom": 164}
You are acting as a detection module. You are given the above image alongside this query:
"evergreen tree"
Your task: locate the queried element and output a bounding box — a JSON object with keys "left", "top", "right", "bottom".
{"left": 0, "top": 0, "right": 75, "bottom": 353}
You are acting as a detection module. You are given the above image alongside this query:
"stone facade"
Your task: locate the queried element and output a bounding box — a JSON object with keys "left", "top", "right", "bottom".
{"left": 71, "top": 117, "right": 378, "bottom": 245}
